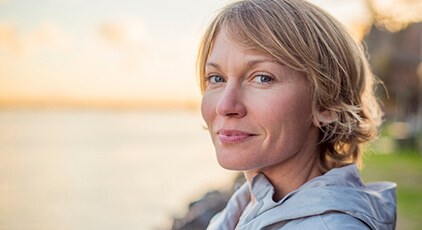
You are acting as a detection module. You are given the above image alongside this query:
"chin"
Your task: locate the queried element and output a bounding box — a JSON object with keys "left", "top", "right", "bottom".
{"left": 217, "top": 157, "right": 256, "bottom": 171}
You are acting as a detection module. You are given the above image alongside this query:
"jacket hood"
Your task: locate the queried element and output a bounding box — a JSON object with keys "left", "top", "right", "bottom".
{"left": 241, "top": 164, "right": 397, "bottom": 229}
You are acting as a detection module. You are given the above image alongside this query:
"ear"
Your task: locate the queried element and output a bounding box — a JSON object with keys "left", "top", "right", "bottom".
{"left": 313, "top": 109, "right": 338, "bottom": 127}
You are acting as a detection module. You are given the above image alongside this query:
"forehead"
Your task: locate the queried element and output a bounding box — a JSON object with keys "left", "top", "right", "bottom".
{"left": 207, "top": 29, "right": 276, "bottom": 64}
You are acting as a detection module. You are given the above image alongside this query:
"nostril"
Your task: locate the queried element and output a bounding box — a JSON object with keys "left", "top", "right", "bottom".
{"left": 225, "top": 112, "right": 240, "bottom": 117}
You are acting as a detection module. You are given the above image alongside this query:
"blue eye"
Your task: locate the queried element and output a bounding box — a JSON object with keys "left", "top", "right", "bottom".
{"left": 208, "top": 75, "right": 225, "bottom": 84}
{"left": 253, "top": 75, "right": 273, "bottom": 83}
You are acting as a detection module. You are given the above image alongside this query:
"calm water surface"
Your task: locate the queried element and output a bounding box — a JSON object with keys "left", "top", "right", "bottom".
{"left": 0, "top": 109, "right": 235, "bottom": 230}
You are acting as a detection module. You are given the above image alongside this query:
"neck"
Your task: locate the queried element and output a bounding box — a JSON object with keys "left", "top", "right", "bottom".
{"left": 244, "top": 147, "right": 322, "bottom": 203}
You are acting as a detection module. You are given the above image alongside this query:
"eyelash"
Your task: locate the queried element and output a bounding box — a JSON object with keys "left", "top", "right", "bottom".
{"left": 205, "top": 75, "right": 225, "bottom": 84}
{"left": 252, "top": 74, "right": 274, "bottom": 84}
{"left": 204, "top": 73, "right": 275, "bottom": 86}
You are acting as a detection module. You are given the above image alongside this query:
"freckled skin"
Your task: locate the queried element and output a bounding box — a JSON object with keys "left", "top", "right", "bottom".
{"left": 201, "top": 30, "right": 322, "bottom": 199}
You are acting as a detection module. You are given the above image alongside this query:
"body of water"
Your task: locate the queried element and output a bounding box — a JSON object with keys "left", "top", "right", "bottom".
{"left": 0, "top": 109, "right": 235, "bottom": 230}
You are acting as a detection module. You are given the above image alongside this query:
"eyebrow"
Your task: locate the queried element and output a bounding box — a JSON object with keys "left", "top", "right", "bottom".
{"left": 205, "top": 59, "right": 282, "bottom": 70}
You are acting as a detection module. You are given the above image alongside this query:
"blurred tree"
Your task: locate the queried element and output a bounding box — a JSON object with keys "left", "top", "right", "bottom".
{"left": 363, "top": 0, "right": 422, "bottom": 148}
{"left": 365, "top": 23, "right": 421, "bottom": 118}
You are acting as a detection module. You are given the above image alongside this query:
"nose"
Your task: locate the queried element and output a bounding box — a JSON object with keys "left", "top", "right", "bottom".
{"left": 216, "top": 83, "right": 247, "bottom": 118}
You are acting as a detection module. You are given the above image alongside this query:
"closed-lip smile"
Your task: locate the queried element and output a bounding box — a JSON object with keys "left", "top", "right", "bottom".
{"left": 217, "top": 129, "right": 256, "bottom": 144}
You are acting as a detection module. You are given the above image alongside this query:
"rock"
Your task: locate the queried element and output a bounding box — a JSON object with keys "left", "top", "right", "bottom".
{"left": 171, "top": 173, "right": 245, "bottom": 230}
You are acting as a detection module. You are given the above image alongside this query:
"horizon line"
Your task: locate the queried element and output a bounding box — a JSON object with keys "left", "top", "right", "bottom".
{"left": 0, "top": 97, "right": 201, "bottom": 111}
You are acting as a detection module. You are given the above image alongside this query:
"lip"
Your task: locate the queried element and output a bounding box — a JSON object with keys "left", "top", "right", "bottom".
{"left": 217, "top": 129, "right": 256, "bottom": 144}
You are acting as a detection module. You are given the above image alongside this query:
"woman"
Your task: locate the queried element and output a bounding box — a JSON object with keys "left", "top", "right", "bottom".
{"left": 197, "top": 0, "right": 396, "bottom": 229}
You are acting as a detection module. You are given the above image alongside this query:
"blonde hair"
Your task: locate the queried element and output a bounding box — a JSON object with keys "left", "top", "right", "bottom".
{"left": 197, "top": 0, "right": 382, "bottom": 172}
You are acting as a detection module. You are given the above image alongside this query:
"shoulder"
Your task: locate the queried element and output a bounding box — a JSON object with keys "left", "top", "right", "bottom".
{"left": 266, "top": 213, "right": 370, "bottom": 230}
{"left": 317, "top": 212, "right": 370, "bottom": 229}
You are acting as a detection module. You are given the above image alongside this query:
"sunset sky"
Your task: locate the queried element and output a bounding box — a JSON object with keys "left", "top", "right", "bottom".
{"left": 0, "top": 0, "right": 372, "bottom": 107}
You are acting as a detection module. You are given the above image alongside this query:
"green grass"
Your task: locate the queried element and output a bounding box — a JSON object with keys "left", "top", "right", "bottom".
{"left": 361, "top": 149, "right": 422, "bottom": 230}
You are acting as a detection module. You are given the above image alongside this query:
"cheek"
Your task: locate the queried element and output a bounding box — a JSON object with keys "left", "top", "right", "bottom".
{"left": 200, "top": 93, "right": 215, "bottom": 126}
{"left": 262, "top": 93, "right": 313, "bottom": 133}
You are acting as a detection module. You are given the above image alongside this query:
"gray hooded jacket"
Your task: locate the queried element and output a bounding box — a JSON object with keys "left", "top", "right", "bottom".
{"left": 207, "top": 164, "right": 396, "bottom": 229}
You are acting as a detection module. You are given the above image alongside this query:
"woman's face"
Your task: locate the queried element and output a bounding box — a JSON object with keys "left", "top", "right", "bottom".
{"left": 201, "top": 30, "right": 320, "bottom": 172}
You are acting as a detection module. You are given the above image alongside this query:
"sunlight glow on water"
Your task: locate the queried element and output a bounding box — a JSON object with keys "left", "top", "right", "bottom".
{"left": 0, "top": 109, "right": 235, "bottom": 230}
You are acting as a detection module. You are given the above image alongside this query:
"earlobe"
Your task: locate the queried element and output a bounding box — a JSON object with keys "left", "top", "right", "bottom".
{"left": 313, "top": 109, "right": 338, "bottom": 127}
